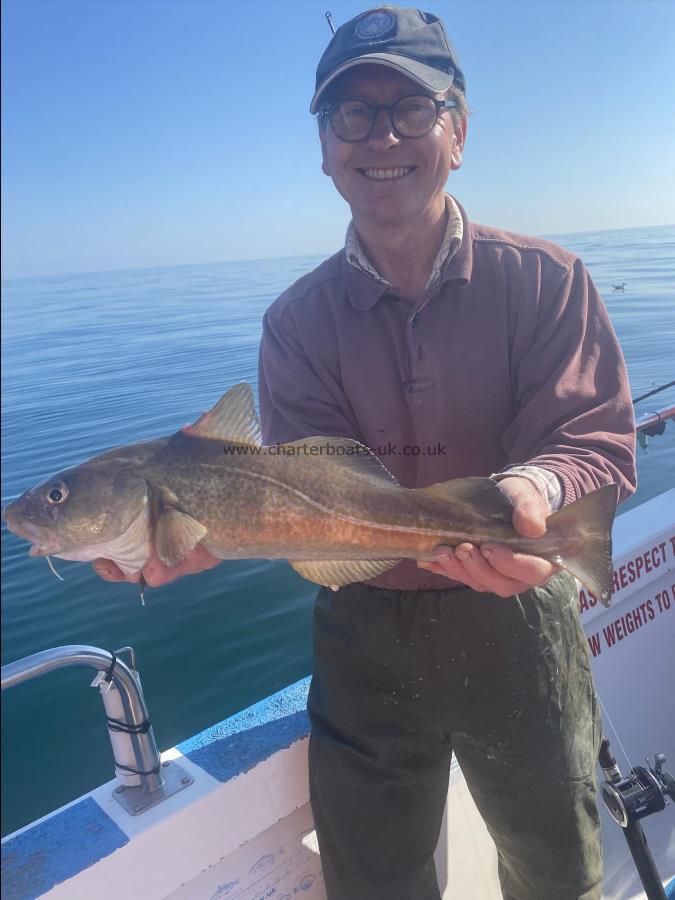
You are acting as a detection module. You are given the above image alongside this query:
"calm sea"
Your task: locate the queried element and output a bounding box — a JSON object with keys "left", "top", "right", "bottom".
{"left": 2, "top": 224, "right": 674, "bottom": 836}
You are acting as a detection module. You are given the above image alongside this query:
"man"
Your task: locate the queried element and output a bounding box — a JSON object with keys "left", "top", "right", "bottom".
{"left": 95, "top": 7, "right": 636, "bottom": 898}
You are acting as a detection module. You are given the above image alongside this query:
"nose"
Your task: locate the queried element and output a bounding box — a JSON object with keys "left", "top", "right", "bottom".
{"left": 366, "top": 109, "right": 400, "bottom": 151}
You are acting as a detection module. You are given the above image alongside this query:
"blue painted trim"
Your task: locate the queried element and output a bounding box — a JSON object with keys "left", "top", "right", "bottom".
{"left": 1, "top": 797, "right": 128, "bottom": 900}
{"left": 665, "top": 875, "right": 675, "bottom": 898}
{"left": 2, "top": 678, "right": 311, "bottom": 898}
{"left": 184, "top": 709, "right": 310, "bottom": 782}
{"left": 178, "top": 677, "right": 311, "bottom": 781}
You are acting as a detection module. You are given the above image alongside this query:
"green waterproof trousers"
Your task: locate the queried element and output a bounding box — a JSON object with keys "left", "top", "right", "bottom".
{"left": 308, "top": 572, "right": 604, "bottom": 900}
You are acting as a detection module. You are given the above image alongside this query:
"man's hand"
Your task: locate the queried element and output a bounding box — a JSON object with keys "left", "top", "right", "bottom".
{"left": 92, "top": 545, "right": 222, "bottom": 588}
{"left": 417, "top": 476, "right": 561, "bottom": 596}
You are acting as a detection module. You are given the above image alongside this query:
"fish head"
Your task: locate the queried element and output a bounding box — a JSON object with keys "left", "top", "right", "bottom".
{"left": 3, "top": 459, "right": 149, "bottom": 564}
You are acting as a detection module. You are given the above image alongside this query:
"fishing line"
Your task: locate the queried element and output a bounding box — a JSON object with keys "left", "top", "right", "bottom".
{"left": 512, "top": 593, "right": 538, "bottom": 632}
{"left": 597, "top": 691, "right": 633, "bottom": 773}
{"left": 45, "top": 556, "right": 64, "bottom": 581}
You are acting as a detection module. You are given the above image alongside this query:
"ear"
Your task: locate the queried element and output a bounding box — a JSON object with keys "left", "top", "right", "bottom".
{"left": 450, "top": 119, "right": 467, "bottom": 171}
{"left": 319, "top": 126, "right": 331, "bottom": 177}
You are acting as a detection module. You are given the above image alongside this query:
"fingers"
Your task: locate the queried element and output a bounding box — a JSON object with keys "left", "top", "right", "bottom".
{"left": 418, "top": 541, "right": 559, "bottom": 598}
{"left": 92, "top": 546, "right": 222, "bottom": 588}
{"left": 419, "top": 545, "right": 491, "bottom": 592}
{"left": 420, "top": 543, "right": 530, "bottom": 596}
{"left": 481, "top": 543, "right": 560, "bottom": 585}
{"left": 457, "top": 544, "right": 533, "bottom": 595}
{"left": 92, "top": 559, "right": 140, "bottom": 583}
{"left": 141, "top": 546, "right": 222, "bottom": 588}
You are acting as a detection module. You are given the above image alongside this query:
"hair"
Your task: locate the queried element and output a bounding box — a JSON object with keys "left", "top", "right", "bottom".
{"left": 316, "top": 79, "right": 470, "bottom": 131}
{"left": 445, "top": 84, "right": 470, "bottom": 131}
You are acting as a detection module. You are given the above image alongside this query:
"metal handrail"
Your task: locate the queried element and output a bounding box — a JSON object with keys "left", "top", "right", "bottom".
{"left": 1, "top": 645, "right": 163, "bottom": 794}
{"left": 635, "top": 403, "right": 675, "bottom": 433}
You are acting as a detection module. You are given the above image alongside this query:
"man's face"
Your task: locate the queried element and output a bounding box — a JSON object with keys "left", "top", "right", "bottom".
{"left": 319, "top": 65, "right": 465, "bottom": 229}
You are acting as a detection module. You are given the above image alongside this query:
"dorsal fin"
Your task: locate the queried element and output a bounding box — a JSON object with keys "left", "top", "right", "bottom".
{"left": 420, "top": 476, "right": 514, "bottom": 523}
{"left": 278, "top": 436, "right": 399, "bottom": 485}
{"left": 182, "top": 383, "right": 262, "bottom": 446}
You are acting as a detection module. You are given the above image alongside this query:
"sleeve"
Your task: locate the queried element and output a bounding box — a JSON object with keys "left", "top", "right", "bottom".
{"left": 499, "top": 257, "right": 637, "bottom": 505}
{"left": 258, "top": 305, "right": 358, "bottom": 446}
{"left": 492, "top": 465, "right": 563, "bottom": 512}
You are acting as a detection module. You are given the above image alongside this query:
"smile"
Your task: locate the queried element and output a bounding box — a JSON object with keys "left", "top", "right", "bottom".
{"left": 358, "top": 166, "right": 415, "bottom": 181}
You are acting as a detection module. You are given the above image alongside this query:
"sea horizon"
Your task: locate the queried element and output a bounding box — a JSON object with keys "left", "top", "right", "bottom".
{"left": 2, "top": 221, "right": 674, "bottom": 285}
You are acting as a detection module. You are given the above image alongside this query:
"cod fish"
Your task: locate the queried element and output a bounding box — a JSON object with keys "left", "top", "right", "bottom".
{"left": 3, "top": 384, "right": 618, "bottom": 604}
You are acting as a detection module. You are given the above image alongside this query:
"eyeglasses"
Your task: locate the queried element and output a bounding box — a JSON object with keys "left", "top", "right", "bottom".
{"left": 319, "top": 94, "right": 457, "bottom": 143}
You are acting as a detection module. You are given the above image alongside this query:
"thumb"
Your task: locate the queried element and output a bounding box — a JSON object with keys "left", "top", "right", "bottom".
{"left": 496, "top": 476, "right": 548, "bottom": 539}
{"left": 92, "top": 558, "right": 139, "bottom": 583}
{"left": 512, "top": 499, "right": 547, "bottom": 539}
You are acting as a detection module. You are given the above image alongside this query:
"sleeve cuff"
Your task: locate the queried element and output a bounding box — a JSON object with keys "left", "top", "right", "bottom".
{"left": 490, "top": 465, "right": 564, "bottom": 512}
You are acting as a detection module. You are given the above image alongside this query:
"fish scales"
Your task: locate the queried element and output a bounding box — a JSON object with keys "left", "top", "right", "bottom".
{"left": 145, "top": 435, "right": 509, "bottom": 560}
{"left": 3, "top": 384, "right": 618, "bottom": 603}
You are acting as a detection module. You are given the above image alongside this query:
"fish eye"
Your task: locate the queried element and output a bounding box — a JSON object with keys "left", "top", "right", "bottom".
{"left": 47, "top": 482, "right": 68, "bottom": 504}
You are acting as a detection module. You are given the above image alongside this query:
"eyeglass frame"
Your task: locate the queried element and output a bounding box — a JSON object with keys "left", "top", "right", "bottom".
{"left": 318, "top": 94, "right": 458, "bottom": 143}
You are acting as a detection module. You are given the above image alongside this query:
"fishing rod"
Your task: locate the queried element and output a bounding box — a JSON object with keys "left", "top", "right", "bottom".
{"left": 599, "top": 737, "right": 675, "bottom": 899}
{"left": 598, "top": 378, "right": 675, "bottom": 895}
{"left": 631, "top": 379, "right": 675, "bottom": 448}
{"left": 632, "top": 379, "right": 675, "bottom": 405}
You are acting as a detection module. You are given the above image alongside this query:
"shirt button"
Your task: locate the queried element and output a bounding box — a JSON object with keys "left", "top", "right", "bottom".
{"left": 411, "top": 314, "right": 420, "bottom": 327}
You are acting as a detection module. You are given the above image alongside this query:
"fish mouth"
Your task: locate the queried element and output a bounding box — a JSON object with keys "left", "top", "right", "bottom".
{"left": 4, "top": 515, "right": 61, "bottom": 556}
{"left": 28, "top": 543, "right": 59, "bottom": 557}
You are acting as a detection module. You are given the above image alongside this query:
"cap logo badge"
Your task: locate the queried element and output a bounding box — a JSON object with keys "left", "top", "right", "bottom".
{"left": 355, "top": 10, "right": 395, "bottom": 42}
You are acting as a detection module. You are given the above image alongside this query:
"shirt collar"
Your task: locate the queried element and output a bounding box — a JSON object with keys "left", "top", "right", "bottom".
{"left": 343, "top": 195, "right": 473, "bottom": 311}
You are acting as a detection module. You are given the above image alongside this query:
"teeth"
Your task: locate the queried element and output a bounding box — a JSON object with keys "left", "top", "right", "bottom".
{"left": 362, "top": 167, "right": 413, "bottom": 180}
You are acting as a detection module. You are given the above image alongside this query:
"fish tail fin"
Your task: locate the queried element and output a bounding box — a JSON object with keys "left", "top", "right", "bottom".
{"left": 548, "top": 484, "right": 618, "bottom": 606}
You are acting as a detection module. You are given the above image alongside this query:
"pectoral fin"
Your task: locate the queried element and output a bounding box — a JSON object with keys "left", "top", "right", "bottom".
{"left": 155, "top": 508, "right": 207, "bottom": 567}
{"left": 290, "top": 558, "right": 400, "bottom": 588}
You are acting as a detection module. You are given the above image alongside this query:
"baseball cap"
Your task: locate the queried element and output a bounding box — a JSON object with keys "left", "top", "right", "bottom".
{"left": 310, "top": 6, "right": 465, "bottom": 114}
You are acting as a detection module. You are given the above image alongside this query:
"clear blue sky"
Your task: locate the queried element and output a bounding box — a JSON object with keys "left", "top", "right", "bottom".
{"left": 2, "top": 0, "right": 674, "bottom": 278}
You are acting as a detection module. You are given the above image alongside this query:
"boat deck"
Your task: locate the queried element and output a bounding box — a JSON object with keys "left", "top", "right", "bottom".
{"left": 2, "top": 490, "right": 674, "bottom": 899}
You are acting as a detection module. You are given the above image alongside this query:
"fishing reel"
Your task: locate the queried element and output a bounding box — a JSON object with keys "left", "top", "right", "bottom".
{"left": 600, "top": 744, "right": 675, "bottom": 828}
{"left": 637, "top": 416, "right": 667, "bottom": 451}
{"left": 599, "top": 737, "right": 675, "bottom": 899}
